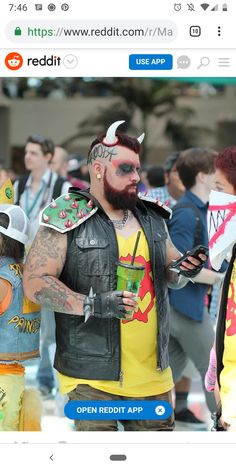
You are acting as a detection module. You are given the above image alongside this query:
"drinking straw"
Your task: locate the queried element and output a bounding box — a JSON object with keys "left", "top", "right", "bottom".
{"left": 131, "top": 230, "right": 141, "bottom": 265}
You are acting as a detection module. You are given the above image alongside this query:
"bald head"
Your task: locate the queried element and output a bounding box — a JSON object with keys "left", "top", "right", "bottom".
{"left": 50, "top": 146, "right": 69, "bottom": 177}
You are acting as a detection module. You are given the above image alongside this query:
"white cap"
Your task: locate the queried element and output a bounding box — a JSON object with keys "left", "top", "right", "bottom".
{"left": 0, "top": 204, "right": 29, "bottom": 245}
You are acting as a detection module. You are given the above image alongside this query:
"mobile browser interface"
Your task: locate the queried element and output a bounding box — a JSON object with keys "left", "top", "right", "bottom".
{"left": 0, "top": 0, "right": 236, "bottom": 470}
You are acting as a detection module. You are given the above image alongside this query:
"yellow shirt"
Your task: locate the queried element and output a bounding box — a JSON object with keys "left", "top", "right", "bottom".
{"left": 220, "top": 259, "right": 236, "bottom": 425}
{"left": 58, "top": 229, "right": 173, "bottom": 397}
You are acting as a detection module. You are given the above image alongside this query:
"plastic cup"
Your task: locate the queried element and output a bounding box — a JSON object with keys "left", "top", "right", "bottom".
{"left": 116, "top": 262, "right": 145, "bottom": 318}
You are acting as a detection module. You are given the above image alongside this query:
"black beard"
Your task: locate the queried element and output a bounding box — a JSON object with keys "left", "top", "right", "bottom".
{"left": 104, "top": 171, "right": 138, "bottom": 210}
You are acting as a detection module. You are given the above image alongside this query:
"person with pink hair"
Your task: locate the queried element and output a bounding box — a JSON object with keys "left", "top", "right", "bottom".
{"left": 206, "top": 146, "right": 236, "bottom": 431}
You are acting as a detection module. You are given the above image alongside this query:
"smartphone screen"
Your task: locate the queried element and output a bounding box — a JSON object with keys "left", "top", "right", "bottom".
{"left": 0, "top": 0, "right": 235, "bottom": 469}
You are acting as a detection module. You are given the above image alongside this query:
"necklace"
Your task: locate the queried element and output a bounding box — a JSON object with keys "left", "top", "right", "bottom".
{"left": 110, "top": 210, "right": 129, "bottom": 230}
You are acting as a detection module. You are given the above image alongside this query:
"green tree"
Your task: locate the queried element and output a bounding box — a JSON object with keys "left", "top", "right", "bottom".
{"left": 61, "top": 78, "right": 212, "bottom": 161}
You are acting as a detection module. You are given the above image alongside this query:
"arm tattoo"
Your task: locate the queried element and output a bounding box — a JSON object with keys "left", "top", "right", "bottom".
{"left": 33, "top": 275, "right": 85, "bottom": 313}
{"left": 25, "top": 228, "right": 85, "bottom": 315}
{"left": 87, "top": 144, "right": 117, "bottom": 164}
{"left": 26, "top": 227, "right": 66, "bottom": 273}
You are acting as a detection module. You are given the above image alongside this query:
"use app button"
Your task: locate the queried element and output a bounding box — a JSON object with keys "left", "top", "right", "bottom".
{"left": 129, "top": 54, "right": 173, "bottom": 70}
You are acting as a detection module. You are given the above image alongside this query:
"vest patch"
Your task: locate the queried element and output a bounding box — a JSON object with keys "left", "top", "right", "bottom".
{"left": 9, "top": 263, "right": 22, "bottom": 277}
{"left": 40, "top": 193, "right": 98, "bottom": 233}
{"left": 8, "top": 315, "right": 40, "bottom": 334}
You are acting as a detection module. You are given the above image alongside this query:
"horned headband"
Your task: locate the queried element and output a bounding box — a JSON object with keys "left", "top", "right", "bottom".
{"left": 101, "top": 120, "right": 145, "bottom": 146}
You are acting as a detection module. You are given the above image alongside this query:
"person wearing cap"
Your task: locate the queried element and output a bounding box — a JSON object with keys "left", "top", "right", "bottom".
{"left": 24, "top": 121, "right": 207, "bottom": 432}
{"left": 0, "top": 180, "right": 41, "bottom": 431}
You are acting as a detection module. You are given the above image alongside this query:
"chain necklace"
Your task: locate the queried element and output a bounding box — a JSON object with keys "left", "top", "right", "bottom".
{"left": 110, "top": 209, "right": 129, "bottom": 230}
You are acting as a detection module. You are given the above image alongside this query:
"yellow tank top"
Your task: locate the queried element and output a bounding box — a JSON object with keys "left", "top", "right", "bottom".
{"left": 58, "top": 229, "right": 173, "bottom": 397}
{"left": 220, "top": 259, "right": 236, "bottom": 424}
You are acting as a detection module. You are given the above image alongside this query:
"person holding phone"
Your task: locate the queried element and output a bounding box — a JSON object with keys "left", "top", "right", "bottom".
{"left": 167, "top": 148, "right": 227, "bottom": 427}
{"left": 23, "top": 121, "right": 207, "bottom": 431}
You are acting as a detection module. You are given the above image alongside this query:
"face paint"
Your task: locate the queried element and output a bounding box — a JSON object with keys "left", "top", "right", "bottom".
{"left": 117, "top": 164, "right": 139, "bottom": 176}
{"left": 112, "top": 160, "right": 140, "bottom": 177}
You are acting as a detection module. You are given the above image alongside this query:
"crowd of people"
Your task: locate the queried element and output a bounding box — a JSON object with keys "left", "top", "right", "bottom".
{"left": 2, "top": 78, "right": 117, "bottom": 100}
{"left": 0, "top": 120, "right": 235, "bottom": 432}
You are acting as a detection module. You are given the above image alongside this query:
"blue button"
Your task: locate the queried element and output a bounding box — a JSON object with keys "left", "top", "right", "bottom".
{"left": 129, "top": 54, "right": 173, "bottom": 70}
{"left": 65, "top": 400, "right": 172, "bottom": 420}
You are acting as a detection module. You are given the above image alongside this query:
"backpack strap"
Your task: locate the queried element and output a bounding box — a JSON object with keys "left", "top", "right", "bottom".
{"left": 15, "top": 174, "right": 29, "bottom": 205}
{"left": 16, "top": 174, "right": 65, "bottom": 205}
{"left": 172, "top": 202, "right": 204, "bottom": 246}
{"left": 52, "top": 177, "right": 66, "bottom": 200}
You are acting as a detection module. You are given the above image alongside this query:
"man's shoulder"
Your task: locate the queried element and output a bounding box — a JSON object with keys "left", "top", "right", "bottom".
{"left": 40, "top": 192, "right": 98, "bottom": 233}
{"left": 171, "top": 195, "right": 204, "bottom": 231}
{"left": 173, "top": 194, "right": 198, "bottom": 215}
{"left": 138, "top": 193, "right": 172, "bottom": 220}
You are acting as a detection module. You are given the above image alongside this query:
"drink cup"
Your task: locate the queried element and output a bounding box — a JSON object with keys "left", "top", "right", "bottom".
{"left": 116, "top": 262, "right": 145, "bottom": 318}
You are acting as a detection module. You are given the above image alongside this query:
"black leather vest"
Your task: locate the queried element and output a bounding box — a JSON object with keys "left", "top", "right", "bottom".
{"left": 54, "top": 192, "right": 170, "bottom": 380}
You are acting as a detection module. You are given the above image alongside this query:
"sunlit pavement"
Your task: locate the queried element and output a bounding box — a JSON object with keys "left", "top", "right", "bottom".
{"left": 25, "top": 362, "right": 212, "bottom": 432}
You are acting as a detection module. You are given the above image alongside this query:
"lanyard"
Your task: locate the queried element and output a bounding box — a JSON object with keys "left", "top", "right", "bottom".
{"left": 24, "top": 171, "right": 54, "bottom": 218}
{"left": 25, "top": 181, "right": 46, "bottom": 218}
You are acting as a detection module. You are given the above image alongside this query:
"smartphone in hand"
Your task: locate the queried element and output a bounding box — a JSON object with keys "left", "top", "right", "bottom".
{"left": 170, "top": 245, "right": 209, "bottom": 273}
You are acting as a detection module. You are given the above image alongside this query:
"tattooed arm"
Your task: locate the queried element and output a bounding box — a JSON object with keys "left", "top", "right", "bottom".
{"left": 23, "top": 227, "right": 86, "bottom": 315}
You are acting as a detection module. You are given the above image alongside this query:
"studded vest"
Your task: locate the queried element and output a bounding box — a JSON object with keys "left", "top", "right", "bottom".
{"left": 54, "top": 192, "right": 171, "bottom": 380}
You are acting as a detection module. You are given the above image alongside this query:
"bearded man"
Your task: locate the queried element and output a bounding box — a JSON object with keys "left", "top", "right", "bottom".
{"left": 23, "top": 121, "right": 206, "bottom": 431}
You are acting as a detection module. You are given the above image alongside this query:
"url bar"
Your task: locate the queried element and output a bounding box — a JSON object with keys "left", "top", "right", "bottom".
{"left": 6, "top": 20, "right": 177, "bottom": 44}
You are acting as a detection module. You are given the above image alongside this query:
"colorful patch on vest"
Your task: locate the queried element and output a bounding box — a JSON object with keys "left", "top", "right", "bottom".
{"left": 40, "top": 193, "right": 98, "bottom": 233}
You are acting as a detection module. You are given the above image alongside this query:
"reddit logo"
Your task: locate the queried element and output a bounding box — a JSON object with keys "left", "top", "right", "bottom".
{"left": 5, "top": 52, "right": 23, "bottom": 70}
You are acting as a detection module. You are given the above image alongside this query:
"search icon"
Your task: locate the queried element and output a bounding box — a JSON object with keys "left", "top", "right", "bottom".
{"left": 197, "top": 56, "right": 210, "bottom": 69}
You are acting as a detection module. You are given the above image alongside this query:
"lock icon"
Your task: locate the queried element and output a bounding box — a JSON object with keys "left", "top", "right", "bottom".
{"left": 14, "top": 27, "right": 22, "bottom": 36}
